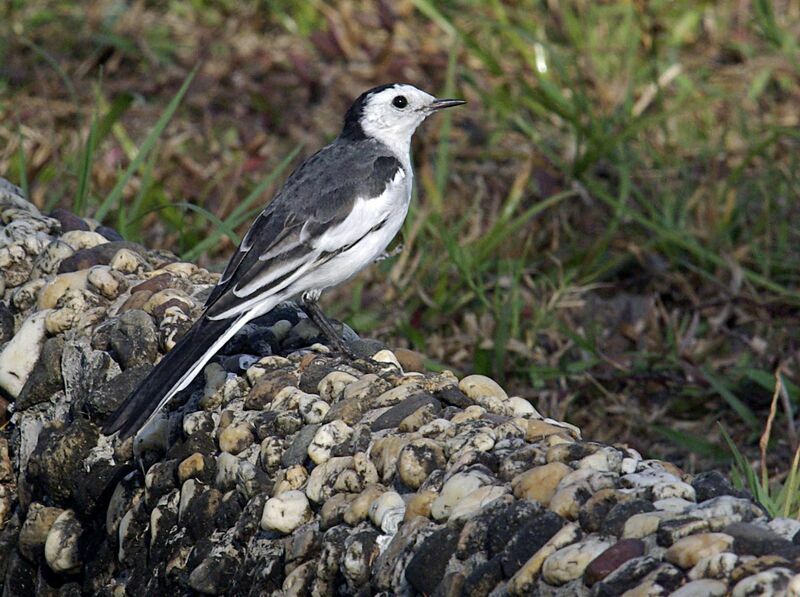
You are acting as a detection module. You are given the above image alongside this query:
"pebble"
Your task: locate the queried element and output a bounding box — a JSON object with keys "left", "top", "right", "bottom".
{"left": 0, "top": 309, "right": 50, "bottom": 397}
{"left": 512, "top": 461, "right": 572, "bottom": 505}
{"left": 218, "top": 422, "right": 254, "bottom": 455}
{"left": 542, "top": 535, "right": 613, "bottom": 585}
{"left": 508, "top": 522, "right": 582, "bottom": 594}
{"left": 110, "top": 247, "right": 149, "bottom": 273}
{"left": 61, "top": 230, "right": 108, "bottom": 250}
{"left": 767, "top": 517, "right": 800, "bottom": 541}
{"left": 306, "top": 456, "right": 353, "bottom": 503}
{"left": 19, "top": 503, "right": 64, "bottom": 561}
{"left": 431, "top": 471, "right": 492, "bottom": 521}
{"left": 583, "top": 538, "right": 646, "bottom": 586}
{"left": 671, "top": 578, "right": 728, "bottom": 596}
{"left": 44, "top": 510, "right": 83, "bottom": 573}
{"left": 449, "top": 485, "right": 509, "bottom": 522}
{"left": 731, "top": 567, "right": 794, "bottom": 596}
{"left": 622, "top": 511, "right": 674, "bottom": 539}
{"left": 405, "top": 490, "right": 437, "bottom": 521}
{"left": 508, "top": 396, "right": 540, "bottom": 418}
{"left": 397, "top": 438, "right": 446, "bottom": 489}
{"left": 459, "top": 374, "right": 508, "bottom": 401}
{"left": 261, "top": 491, "right": 313, "bottom": 534}
{"left": 87, "top": 265, "right": 125, "bottom": 299}
{"left": 652, "top": 480, "right": 696, "bottom": 502}
{"left": 368, "top": 491, "right": 405, "bottom": 533}
{"left": 372, "top": 349, "right": 402, "bottom": 370}
{"left": 665, "top": 532, "right": 734, "bottom": 569}
{"left": 688, "top": 551, "right": 738, "bottom": 580}
{"left": 317, "top": 370, "right": 359, "bottom": 402}
{"left": 308, "top": 420, "right": 354, "bottom": 464}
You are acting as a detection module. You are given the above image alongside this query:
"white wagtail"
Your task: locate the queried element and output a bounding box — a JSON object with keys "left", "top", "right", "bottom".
{"left": 103, "top": 83, "right": 465, "bottom": 439}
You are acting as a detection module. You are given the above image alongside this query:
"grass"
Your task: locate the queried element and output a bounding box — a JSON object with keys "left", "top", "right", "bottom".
{"left": 723, "top": 370, "right": 800, "bottom": 518}
{"left": 1, "top": 0, "right": 799, "bottom": 479}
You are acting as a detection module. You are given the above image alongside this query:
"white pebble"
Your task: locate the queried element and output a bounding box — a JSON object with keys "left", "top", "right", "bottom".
{"left": 261, "top": 490, "right": 312, "bottom": 534}
{"left": 308, "top": 420, "right": 354, "bottom": 465}
{"left": 368, "top": 491, "right": 405, "bottom": 533}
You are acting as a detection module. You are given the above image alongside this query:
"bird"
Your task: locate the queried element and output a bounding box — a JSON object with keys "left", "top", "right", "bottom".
{"left": 102, "top": 83, "right": 465, "bottom": 440}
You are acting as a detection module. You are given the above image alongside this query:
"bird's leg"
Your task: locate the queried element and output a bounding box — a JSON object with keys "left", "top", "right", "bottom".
{"left": 301, "top": 292, "right": 356, "bottom": 358}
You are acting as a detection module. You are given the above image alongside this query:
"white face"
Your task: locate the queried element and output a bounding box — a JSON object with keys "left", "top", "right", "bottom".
{"left": 359, "top": 84, "right": 438, "bottom": 151}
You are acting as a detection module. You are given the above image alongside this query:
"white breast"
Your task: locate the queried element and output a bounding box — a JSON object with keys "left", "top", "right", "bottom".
{"left": 293, "top": 167, "right": 412, "bottom": 294}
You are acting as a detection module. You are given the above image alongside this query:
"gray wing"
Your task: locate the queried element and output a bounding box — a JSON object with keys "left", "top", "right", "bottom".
{"left": 204, "top": 139, "right": 403, "bottom": 319}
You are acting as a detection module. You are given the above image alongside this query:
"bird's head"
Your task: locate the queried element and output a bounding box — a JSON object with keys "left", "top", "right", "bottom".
{"left": 341, "top": 83, "right": 465, "bottom": 150}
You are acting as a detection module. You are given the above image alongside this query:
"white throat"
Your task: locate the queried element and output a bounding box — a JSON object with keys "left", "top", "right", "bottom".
{"left": 360, "top": 116, "right": 423, "bottom": 167}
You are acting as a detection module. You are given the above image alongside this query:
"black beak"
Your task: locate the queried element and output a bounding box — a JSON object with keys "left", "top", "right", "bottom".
{"left": 430, "top": 98, "right": 466, "bottom": 111}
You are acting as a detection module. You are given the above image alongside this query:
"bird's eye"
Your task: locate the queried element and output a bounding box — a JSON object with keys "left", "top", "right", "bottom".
{"left": 392, "top": 95, "right": 408, "bottom": 109}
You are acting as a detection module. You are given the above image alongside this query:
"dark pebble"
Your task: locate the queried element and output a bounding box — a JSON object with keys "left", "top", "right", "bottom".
{"left": 281, "top": 424, "right": 320, "bottom": 467}
{"left": 221, "top": 322, "right": 278, "bottom": 357}
{"left": 130, "top": 273, "right": 175, "bottom": 295}
{"left": 405, "top": 527, "right": 459, "bottom": 595}
{"left": 50, "top": 208, "right": 90, "bottom": 232}
{"left": 182, "top": 483, "right": 223, "bottom": 541}
{"left": 579, "top": 490, "right": 624, "bottom": 533}
{"left": 297, "top": 358, "right": 339, "bottom": 394}
{"left": 485, "top": 500, "right": 542, "bottom": 556}
{"left": 85, "top": 364, "right": 152, "bottom": 422}
{"left": 217, "top": 354, "right": 259, "bottom": 375}
{"left": 584, "top": 538, "right": 645, "bottom": 586}
{"left": 231, "top": 536, "right": 284, "bottom": 594}
{"left": 165, "top": 432, "right": 216, "bottom": 464}
{"left": 251, "top": 304, "right": 303, "bottom": 328}
{"left": 724, "top": 522, "right": 796, "bottom": 556}
{"left": 95, "top": 225, "right": 124, "bottom": 241}
{"left": 145, "top": 460, "right": 178, "bottom": 507}
{"left": 215, "top": 491, "right": 245, "bottom": 531}
{"left": 0, "top": 301, "right": 14, "bottom": 344}
{"left": 435, "top": 386, "right": 473, "bottom": 408}
{"left": 692, "top": 470, "right": 750, "bottom": 501}
{"left": 370, "top": 393, "right": 442, "bottom": 431}
{"left": 17, "top": 336, "right": 65, "bottom": 410}
{"left": 461, "top": 558, "right": 504, "bottom": 597}
{"left": 601, "top": 499, "right": 655, "bottom": 537}
{"left": 3, "top": 552, "right": 37, "bottom": 597}
{"left": 590, "top": 555, "right": 661, "bottom": 597}
{"left": 57, "top": 241, "right": 143, "bottom": 273}
{"left": 500, "top": 510, "right": 565, "bottom": 577}
{"left": 108, "top": 310, "right": 158, "bottom": 369}
{"left": 24, "top": 417, "right": 100, "bottom": 506}
{"left": 245, "top": 369, "right": 299, "bottom": 410}
{"left": 188, "top": 548, "right": 240, "bottom": 594}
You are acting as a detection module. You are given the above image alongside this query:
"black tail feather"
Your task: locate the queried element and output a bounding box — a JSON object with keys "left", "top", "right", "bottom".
{"left": 102, "top": 316, "right": 232, "bottom": 439}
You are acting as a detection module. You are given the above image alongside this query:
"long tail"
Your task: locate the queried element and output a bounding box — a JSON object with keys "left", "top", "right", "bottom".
{"left": 102, "top": 313, "right": 250, "bottom": 439}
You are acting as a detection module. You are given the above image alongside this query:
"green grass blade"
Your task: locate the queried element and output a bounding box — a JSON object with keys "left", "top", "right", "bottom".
{"left": 16, "top": 128, "right": 29, "bottom": 198}
{"left": 172, "top": 201, "right": 240, "bottom": 246}
{"left": 719, "top": 424, "right": 773, "bottom": 514}
{"left": 74, "top": 112, "right": 98, "bottom": 215}
{"left": 95, "top": 65, "right": 198, "bottom": 222}
{"left": 432, "top": 38, "right": 461, "bottom": 211}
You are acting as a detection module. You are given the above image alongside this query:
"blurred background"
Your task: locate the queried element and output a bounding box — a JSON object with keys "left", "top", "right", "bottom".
{"left": 1, "top": 0, "right": 799, "bottom": 497}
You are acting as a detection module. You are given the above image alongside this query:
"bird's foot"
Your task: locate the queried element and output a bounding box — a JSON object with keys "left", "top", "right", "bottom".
{"left": 374, "top": 243, "right": 404, "bottom": 262}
